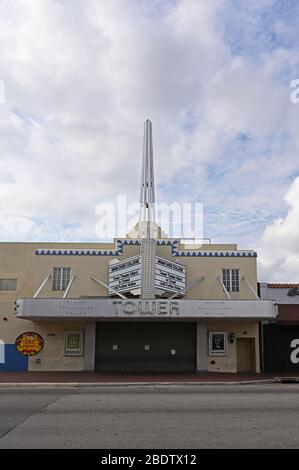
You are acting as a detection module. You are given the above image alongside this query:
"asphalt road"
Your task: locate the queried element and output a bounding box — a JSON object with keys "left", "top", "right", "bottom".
{"left": 0, "top": 384, "right": 298, "bottom": 449}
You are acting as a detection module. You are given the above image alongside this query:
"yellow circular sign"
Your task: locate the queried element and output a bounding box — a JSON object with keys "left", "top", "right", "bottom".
{"left": 15, "top": 332, "right": 44, "bottom": 356}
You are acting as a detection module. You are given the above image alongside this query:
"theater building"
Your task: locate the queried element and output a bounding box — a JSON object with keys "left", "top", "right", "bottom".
{"left": 260, "top": 283, "right": 299, "bottom": 373}
{"left": 0, "top": 120, "right": 276, "bottom": 373}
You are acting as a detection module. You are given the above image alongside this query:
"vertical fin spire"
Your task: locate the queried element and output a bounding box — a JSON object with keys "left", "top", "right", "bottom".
{"left": 139, "top": 119, "right": 157, "bottom": 238}
{"left": 139, "top": 119, "right": 157, "bottom": 298}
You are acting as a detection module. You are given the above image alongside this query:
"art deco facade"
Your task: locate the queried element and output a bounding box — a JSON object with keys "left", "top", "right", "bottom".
{"left": 0, "top": 121, "right": 276, "bottom": 373}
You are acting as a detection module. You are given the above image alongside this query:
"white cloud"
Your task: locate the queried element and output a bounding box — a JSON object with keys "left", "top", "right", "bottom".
{"left": 258, "top": 177, "right": 299, "bottom": 281}
{"left": 0, "top": 0, "right": 298, "bottom": 281}
{"left": 0, "top": 0, "right": 232, "bottom": 237}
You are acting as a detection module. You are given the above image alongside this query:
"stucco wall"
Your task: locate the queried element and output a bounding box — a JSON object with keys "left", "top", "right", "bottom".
{"left": 28, "top": 321, "right": 86, "bottom": 371}
{"left": 207, "top": 321, "right": 260, "bottom": 373}
{"left": 0, "top": 241, "right": 258, "bottom": 301}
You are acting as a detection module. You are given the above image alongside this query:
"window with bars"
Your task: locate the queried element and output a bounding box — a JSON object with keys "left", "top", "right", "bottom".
{"left": 0, "top": 279, "right": 17, "bottom": 291}
{"left": 222, "top": 269, "right": 239, "bottom": 292}
{"left": 53, "top": 268, "right": 71, "bottom": 291}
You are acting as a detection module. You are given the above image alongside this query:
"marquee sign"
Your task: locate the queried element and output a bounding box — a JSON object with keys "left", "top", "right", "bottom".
{"left": 108, "top": 256, "right": 141, "bottom": 294}
{"left": 155, "top": 256, "right": 186, "bottom": 294}
{"left": 16, "top": 298, "right": 277, "bottom": 320}
{"left": 108, "top": 255, "right": 186, "bottom": 295}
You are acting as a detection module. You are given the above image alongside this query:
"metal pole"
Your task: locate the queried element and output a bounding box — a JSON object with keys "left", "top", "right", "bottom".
{"left": 90, "top": 274, "right": 127, "bottom": 299}
{"left": 63, "top": 274, "right": 76, "bottom": 299}
{"left": 33, "top": 274, "right": 51, "bottom": 298}
{"left": 217, "top": 276, "right": 231, "bottom": 300}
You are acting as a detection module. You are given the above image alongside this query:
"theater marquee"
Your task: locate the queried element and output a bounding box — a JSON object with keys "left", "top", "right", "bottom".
{"left": 108, "top": 255, "right": 186, "bottom": 296}
{"left": 16, "top": 298, "right": 277, "bottom": 320}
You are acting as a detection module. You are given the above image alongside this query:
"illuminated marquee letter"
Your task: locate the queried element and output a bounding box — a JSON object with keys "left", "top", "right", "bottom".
{"left": 157, "top": 301, "right": 167, "bottom": 315}
{"left": 290, "top": 339, "right": 299, "bottom": 364}
{"left": 139, "top": 301, "right": 154, "bottom": 315}
{"left": 170, "top": 301, "right": 180, "bottom": 316}
{"left": 123, "top": 301, "right": 137, "bottom": 315}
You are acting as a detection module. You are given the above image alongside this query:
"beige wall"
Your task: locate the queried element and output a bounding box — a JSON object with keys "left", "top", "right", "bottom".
{"left": 0, "top": 240, "right": 260, "bottom": 373}
{"left": 28, "top": 321, "right": 86, "bottom": 371}
{"left": 0, "top": 241, "right": 258, "bottom": 301}
{"left": 207, "top": 321, "right": 260, "bottom": 373}
{"left": 0, "top": 299, "right": 85, "bottom": 371}
{"left": 183, "top": 257, "right": 257, "bottom": 300}
{"left": 0, "top": 301, "right": 32, "bottom": 343}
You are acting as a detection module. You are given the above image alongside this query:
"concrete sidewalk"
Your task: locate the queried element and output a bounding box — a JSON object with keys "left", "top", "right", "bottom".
{"left": 0, "top": 371, "right": 298, "bottom": 387}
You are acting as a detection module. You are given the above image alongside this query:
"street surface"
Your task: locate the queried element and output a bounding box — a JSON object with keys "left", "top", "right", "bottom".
{"left": 0, "top": 384, "right": 298, "bottom": 448}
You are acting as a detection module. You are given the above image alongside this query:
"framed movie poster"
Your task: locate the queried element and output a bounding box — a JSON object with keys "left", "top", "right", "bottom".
{"left": 64, "top": 331, "right": 84, "bottom": 356}
{"left": 209, "top": 332, "right": 227, "bottom": 356}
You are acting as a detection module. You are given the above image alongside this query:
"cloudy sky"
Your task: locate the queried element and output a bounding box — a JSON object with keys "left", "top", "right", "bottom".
{"left": 0, "top": 0, "right": 299, "bottom": 282}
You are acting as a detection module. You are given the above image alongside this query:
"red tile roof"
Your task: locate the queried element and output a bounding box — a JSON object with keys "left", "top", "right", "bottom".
{"left": 268, "top": 283, "right": 299, "bottom": 288}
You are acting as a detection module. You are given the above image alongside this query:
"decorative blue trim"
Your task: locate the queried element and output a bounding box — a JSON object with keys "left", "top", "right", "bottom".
{"left": 35, "top": 239, "right": 257, "bottom": 258}
{"left": 35, "top": 239, "right": 178, "bottom": 257}
{"left": 165, "top": 249, "right": 257, "bottom": 258}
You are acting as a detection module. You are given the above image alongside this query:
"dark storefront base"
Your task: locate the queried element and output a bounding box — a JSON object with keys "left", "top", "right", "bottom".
{"left": 95, "top": 322, "right": 196, "bottom": 372}
{"left": 263, "top": 324, "right": 299, "bottom": 373}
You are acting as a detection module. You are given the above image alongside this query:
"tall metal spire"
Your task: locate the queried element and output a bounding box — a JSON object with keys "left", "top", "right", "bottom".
{"left": 138, "top": 119, "right": 157, "bottom": 239}
{"left": 138, "top": 119, "right": 157, "bottom": 298}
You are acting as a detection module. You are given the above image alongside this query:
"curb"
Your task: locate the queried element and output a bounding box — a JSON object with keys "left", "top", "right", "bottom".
{"left": 0, "top": 379, "right": 278, "bottom": 388}
{"left": 276, "top": 377, "right": 299, "bottom": 384}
